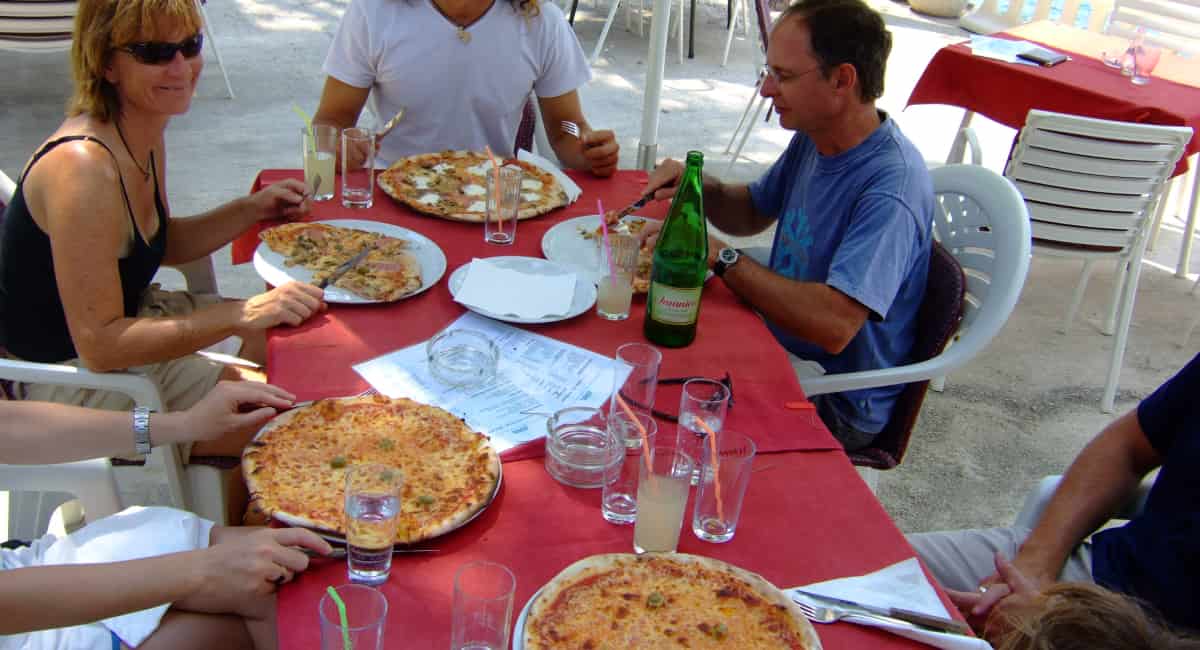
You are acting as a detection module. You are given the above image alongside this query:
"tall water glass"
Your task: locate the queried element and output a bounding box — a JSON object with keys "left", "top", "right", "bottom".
{"left": 450, "top": 561, "right": 515, "bottom": 650}
{"left": 484, "top": 165, "right": 522, "bottom": 245}
{"left": 302, "top": 124, "right": 337, "bottom": 201}
{"left": 344, "top": 463, "right": 403, "bottom": 585}
{"left": 601, "top": 411, "right": 657, "bottom": 524}
{"left": 633, "top": 440, "right": 694, "bottom": 553}
{"left": 675, "top": 378, "right": 730, "bottom": 485}
{"left": 608, "top": 342, "right": 662, "bottom": 421}
{"left": 341, "top": 126, "right": 375, "bottom": 208}
{"left": 692, "top": 430, "right": 756, "bottom": 543}
{"left": 318, "top": 584, "right": 388, "bottom": 650}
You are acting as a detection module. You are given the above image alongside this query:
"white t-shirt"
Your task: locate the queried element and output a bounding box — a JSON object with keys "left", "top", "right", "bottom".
{"left": 324, "top": 0, "right": 592, "bottom": 165}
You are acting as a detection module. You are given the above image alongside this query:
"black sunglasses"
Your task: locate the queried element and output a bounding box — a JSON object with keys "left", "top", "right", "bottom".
{"left": 619, "top": 373, "right": 735, "bottom": 423}
{"left": 121, "top": 33, "right": 203, "bottom": 65}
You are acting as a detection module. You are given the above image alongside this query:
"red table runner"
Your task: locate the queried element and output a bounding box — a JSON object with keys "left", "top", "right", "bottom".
{"left": 277, "top": 449, "right": 957, "bottom": 649}
{"left": 235, "top": 169, "right": 840, "bottom": 455}
{"left": 907, "top": 22, "right": 1200, "bottom": 175}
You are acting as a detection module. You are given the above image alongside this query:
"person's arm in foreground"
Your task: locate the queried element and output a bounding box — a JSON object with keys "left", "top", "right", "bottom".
{"left": 0, "top": 526, "right": 330, "bottom": 635}
{"left": 0, "top": 381, "right": 294, "bottom": 464}
{"left": 953, "top": 410, "right": 1163, "bottom": 618}
{"left": 537, "top": 91, "right": 619, "bottom": 177}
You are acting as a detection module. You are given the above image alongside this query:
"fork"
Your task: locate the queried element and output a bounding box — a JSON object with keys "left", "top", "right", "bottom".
{"left": 560, "top": 120, "right": 581, "bottom": 138}
{"left": 793, "top": 599, "right": 966, "bottom": 635}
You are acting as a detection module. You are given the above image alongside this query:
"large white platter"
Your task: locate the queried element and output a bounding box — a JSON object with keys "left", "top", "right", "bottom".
{"left": 252, "top": 219, "right": 448, "bottom": 304}
{"left": 448, "top": 256, "right": 597, "bottom": 325}
{"left": 540, "top": 213, "right": 658, "bottom": 286}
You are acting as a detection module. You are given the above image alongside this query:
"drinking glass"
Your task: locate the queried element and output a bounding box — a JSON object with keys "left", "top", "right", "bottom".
{"left": 632, "top": 440, "right": 694, "bottom": 553}
{"left": 675, "top": 378, "right": 731, "bottom": 485}
{"left": 484, "top": 165, "right": 522, "bottom": 245}
{"left": 1131, "top": 45, "right": 1162, "bottom": 85}
{"left": 344, "top": 463, "right": 403, "bottom": 585}
{"left": 596, "top": 233, "right": 639, "bottom": 320}
{"left": 545, "top": 406, "right": 622, "bottom": 488}
{"left": 302, "top": 124, "right": 337, "bottom": 202}
{"left": 450, "top": 561, "right": 515, "bottom": 650}
{"left": 601, "top": 411, "right": 657, "bottom": 524}
{"left": 608, "top": 342, "right": 662, "bottom": 422}
{"left": 341, "top": 126, "right": 375, "bottom": 208}
{"left": 318, "top": 584, "right": 388, "bottom": 650}
{"left": 692, "top": 430, "right": 756, "bottom": 543}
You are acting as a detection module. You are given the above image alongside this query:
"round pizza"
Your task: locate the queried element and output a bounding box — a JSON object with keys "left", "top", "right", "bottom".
{"left": 378, "top": 150, "right": 568, "bottom": 222}
{"left": 524, "top": 553, "right": 821, "bottom": 649}
{"left": 242, "top": 395, "right": 501, "bottom": 544}
{"left": 258, "top": 222, "right": 422, "bottom": 301}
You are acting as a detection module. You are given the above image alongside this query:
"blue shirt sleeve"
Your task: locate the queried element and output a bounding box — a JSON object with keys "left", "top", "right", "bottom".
{"left": 825, "top": 192, "right": 922, "bottom": 320}
{"left": 1137, "top": 353, "right": 1200, "bottom": 456}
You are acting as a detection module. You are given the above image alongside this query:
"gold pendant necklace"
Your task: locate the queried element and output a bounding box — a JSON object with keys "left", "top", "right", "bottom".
{"left": 457, "top": 25, "right": 471, "bottom": 43}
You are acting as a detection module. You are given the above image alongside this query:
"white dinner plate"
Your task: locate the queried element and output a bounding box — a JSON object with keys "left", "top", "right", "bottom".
{"left": 448, "top": 256, "right": 597, "bottom": 324}
{"left": 252, "top": 219, "right": 448, "bottom": 304}
{"left": 541, "top": 213, "right": 658, "bottom": 286}
{"left": 511, "top": 587, "right": 542, "bottom": 650}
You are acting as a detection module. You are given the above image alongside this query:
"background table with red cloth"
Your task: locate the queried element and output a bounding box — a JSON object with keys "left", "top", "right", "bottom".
{"left": 234, "top": 169, "right": 839, "bottom": 455}
{"left": 907, "top": 21, "right": 1200, "bottom": 175}
{"left": 278, "top": 449, "right": 956, "bottom": 649}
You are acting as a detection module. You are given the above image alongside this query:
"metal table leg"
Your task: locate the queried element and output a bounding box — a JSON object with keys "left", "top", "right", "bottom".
{"left": 688, "top": 0, "right": 696, "bottom": 58}
{"left": 1175, "top": 156, "right": 1200, "bottom": 277}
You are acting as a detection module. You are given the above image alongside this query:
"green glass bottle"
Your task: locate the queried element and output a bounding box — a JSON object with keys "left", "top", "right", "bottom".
{"left": 644, "top": 151, "right": 707, "bottom": 348}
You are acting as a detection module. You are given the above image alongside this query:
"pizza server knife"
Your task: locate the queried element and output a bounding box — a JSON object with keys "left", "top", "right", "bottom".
{"left": 316, "top": 243, "right": 376, "bottom": 289}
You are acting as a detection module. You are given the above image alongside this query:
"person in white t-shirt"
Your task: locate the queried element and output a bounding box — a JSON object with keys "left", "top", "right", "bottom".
{"left": 315, "top": 0, "right": 619, "bottom": 174}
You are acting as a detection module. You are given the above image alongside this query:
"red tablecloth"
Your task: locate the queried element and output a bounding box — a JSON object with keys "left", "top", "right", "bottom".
{"left": 907, "top": 22, "right": 1200, "bottom": 175}
{"left": 235, "top": 169, "right": 840, "bottom": 455}
{"left": 277, "top": 449, "right": 956, "bottom": 649}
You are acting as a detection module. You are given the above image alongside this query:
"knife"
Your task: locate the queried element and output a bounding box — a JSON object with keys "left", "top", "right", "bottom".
{"left": 791, "top": 589, "right": 972, "bottom": 636}
{"left": 375, "top": 105, "right": 407, "bottom": 142}
{"left": 612, "top": 189, "right": 657, "bottom": 221}
{"left": 316, "top": 243, "right": 375, "bottom": 289}
{"left": 305, "top": 547, "right": 438, "bottom": 558}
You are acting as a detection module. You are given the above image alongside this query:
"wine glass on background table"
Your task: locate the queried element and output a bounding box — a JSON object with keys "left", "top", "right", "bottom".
{"left": 1131, "top": 45, "right": 1162, "bottom": 85}
{"left": 675, "top": 378, "right": 730, "bottom": 485}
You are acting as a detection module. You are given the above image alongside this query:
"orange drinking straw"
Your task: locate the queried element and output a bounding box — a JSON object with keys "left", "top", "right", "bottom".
{"left": 615, "top": 393, "right": 654, "bottom": 478}
{"left": 483, "top": 146, "right": 502, "bottom": 228}
{"left": 694, "top": 418, "right": 725, "bottom": 521}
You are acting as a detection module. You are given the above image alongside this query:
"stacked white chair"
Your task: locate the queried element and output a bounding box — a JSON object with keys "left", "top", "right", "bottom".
{"left": 590, "top": 0, "right": 685, "bottom": 65}
{"left": 723, "top": 0, "right": 772, "bottom": 175}
{"left": 1004, "top": 110, "right": 1191, "bottom": 412}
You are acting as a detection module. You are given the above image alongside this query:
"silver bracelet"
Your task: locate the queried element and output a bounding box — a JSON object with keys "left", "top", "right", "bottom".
{"left": 133, "top": 406, "right": 152, "bottom": 454}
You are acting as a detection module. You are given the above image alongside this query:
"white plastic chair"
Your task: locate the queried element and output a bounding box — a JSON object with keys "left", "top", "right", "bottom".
{"left": 590, "top": 0, "right": 684, "bottom": 65}
{"left": 1005, "top": 110, "right": 1190, "bottom": 413}
{"left": 723, "top": 0, "right": 772, "bottom": 175}
{"left": 1, "top": 460, "right": 122, "bottom": 540}
{"left": 0, "top": 0, "right": 234, "bottom": 99}
{"left": 1013, "top": 473, "right": 1155, "bottom": 531}
{"left": 720, "top": 0, "right": 753, "bottom": 67}
{"left": 1106, "top": 0, "right": 1200, "bottom": 54}
{"left": 960, "top": 0, "right": 1108, "bottom": 35}
{"left": 801, "top": 165, "right": 1032, "bottom": 422}
{"left": 0, "top": 170, "right": 231, "bottom": 526}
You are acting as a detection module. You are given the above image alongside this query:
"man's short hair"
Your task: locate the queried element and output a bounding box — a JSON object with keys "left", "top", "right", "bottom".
{"left": 780, "top": 0, "right": 892, "bottom": 102}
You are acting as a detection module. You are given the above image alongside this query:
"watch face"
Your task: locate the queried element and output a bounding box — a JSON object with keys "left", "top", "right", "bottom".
{"left": 719, "top": 248, "right": 739, "bottom": 264}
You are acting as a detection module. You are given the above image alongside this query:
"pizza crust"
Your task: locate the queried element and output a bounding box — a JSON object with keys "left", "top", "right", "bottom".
{"left": 242, "top": 395, "right": 502, "bottom": 544}
{"left": 525, "top": 553, "right": 821, "bottom": 649}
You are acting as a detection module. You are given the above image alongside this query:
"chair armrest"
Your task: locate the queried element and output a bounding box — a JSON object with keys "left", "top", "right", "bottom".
{"left": 800, "top": 358, "right": 954, "bottom": 396}
{"left": 948, "top": 127, "right": 983, "bottom": 166}
{"left": 0, "top": 358, "right": 165, "bottom": 410}
{"left": 1012, "top": 473, "right": 1157, "bottom": 531}
{"left": 172, "top": 256, "right": 218, "bottom": 295}
{"left": 0, "top": 459, "right": 122, "bottom": 521}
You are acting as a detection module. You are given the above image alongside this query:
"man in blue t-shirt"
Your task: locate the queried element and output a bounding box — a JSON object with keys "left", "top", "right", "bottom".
{"left": 642, "top": 0, "right": 933, "bottom": 450}
{"left": 909, "top": 353, "right": 1200, "bottom": 633}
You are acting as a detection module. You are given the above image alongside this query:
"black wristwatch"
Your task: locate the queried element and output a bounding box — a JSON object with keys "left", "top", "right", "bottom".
{"left": 713, "top": 247, "right": 742, "bottom": 278}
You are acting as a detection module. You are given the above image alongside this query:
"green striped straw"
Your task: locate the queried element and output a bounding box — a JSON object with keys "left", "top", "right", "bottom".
{"left": 325, "top": 586, "right": 352, "bottom": 650}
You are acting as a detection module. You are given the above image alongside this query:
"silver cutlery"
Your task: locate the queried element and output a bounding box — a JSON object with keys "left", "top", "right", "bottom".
{"left": 305, "top": 547, "right": 438, "bottom": 558}
{"left": 560, "top": 120, "right": 581, "bottom": 138}
{"left": 611, "top": 189, "right": 656, "bottom": 221}
{"left": 316, "top": 243, "right": 376, "bottom": 289}
{"left": 376, "top": 106, "right": 408, "bottom": 142}
{"left": 791, "top": 593, "right": 971, "bottom": 636}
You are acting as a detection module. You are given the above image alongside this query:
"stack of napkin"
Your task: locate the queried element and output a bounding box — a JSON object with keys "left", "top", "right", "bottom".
{"left": 789, "top": 558, "right": 992, "bottom": 649}
{"left": 454, "top": 258, "right": 577, "bottom": 319}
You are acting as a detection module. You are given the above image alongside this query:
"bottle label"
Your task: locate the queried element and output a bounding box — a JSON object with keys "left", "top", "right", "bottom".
{"left": 649, "top": 283, "right": 702, "bottom": 325}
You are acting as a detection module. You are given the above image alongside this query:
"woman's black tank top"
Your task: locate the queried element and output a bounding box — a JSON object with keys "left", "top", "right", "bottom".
{"left": 0, "top": 135, "right": 168, "bottom": 362}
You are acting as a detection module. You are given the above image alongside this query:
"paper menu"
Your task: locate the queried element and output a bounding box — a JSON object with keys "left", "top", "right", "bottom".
{"left": 352, "top": 313, "right": 632, "bottom": 451}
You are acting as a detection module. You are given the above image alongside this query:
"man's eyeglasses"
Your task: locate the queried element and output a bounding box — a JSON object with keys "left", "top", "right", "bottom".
{"left": 619, "top": 373, "right": 735, "bottom": 423}
{"left": 120, "top": 33, "right": 203, "bottom": 65}
{"left": 759, "top": 64, "right": 822, "bottom": 84}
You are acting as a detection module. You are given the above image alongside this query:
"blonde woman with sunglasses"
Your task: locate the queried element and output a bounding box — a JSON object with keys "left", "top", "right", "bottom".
{"left": 0, "top": 0, "right": 326, "bottom": 460}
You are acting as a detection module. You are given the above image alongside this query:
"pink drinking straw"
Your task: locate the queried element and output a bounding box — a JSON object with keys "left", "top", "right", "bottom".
{"left": 597, "top": 199, "right": 617, "bottom": 287}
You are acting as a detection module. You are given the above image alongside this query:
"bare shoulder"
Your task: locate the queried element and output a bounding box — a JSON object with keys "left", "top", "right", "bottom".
{"left": 23, "top": 133, "right": 126, "bottom": 233}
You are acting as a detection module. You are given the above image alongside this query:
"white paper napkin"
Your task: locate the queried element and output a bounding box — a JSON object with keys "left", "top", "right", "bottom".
{"left": 454, "top": 258, "right": 577, "bottom": 319}
{"left": 789, "top": 558, "right": 992, "bottom": 650}
{"left": 518, "top": 149, "right": 582, "bottom": 203}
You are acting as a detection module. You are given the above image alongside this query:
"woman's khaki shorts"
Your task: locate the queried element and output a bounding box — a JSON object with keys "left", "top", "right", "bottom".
{"left": 19, "top": 286, "right": 230, "bottom": 415}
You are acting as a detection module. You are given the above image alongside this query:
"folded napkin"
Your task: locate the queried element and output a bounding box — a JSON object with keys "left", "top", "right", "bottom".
{"left": 789, "top": 558, "right": 992, "bottom": 650}
{"left": 518, "top": 149, "right": 582, "bottom": 203}
{"left": 454, "top": 258, "right": 577, "bottom": 319}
